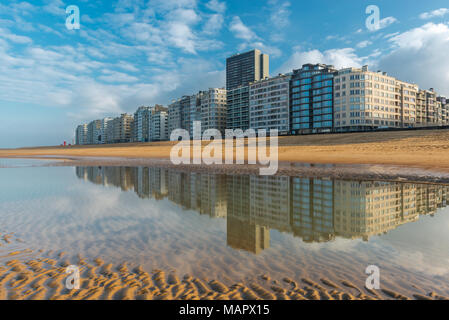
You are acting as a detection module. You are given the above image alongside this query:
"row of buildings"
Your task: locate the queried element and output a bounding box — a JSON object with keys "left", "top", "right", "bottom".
{"left": 76, "top": 166, "right": 449, "bottom": 254}
{"left": 75, "top": 49, "right": 449, "bottom": 144}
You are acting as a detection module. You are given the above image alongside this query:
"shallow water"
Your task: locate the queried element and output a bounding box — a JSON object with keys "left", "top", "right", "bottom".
{"left": 1, "top": 160, "right": 449, "bottom": 296}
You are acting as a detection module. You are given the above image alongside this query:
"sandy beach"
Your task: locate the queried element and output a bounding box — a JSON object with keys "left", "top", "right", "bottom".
{"left": 2, "top": 129, "right": 449, "bottom": 300}
{"left": 2, "top": 129, "right": 449, "bottom": 171}
{"left": 1, "top": 232, "right": 447, "bottom": 300}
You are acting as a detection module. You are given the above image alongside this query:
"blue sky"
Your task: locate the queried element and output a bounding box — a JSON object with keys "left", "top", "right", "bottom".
{"left": 1, "top": 0, "right": 449, "bottom": 147}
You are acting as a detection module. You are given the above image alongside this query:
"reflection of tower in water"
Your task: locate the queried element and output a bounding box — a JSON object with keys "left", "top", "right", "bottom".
{"left": 226, "top": 175, "right": 270, "bottom": 254}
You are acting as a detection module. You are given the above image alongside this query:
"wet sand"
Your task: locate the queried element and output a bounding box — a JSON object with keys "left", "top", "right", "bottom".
{"left": 1, "top": 232, "right": 448, "bottom": 300}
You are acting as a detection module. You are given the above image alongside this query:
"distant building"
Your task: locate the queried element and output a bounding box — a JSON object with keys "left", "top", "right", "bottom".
{"left": 226, "top": 49, "right": 269, "bottom": 131}
{"left": 75, "top": 124, "right": 88, "bottom": 145}
{"left": 290, "top": 64, "right": 337, "bottom": 135}
{"left": 416, "top": 89, "right": 445, "bottom": 127}
{"left": 168, "top": 95, "right": 193, "bottom": 136}
{"left": 438, "top": 96, "right": 449, "bottom": 125}
{"left": 133, "top": 106, "right": 152, "bottom": 142}
{"left": 249, "top": 73, "right": 291, "bottom": 134}
{"left": 99, "top": 118, "right": 113, "bottom": 144}
{"left": 168, "top": 89, "right": 227, "bottom": 137}
{"left": 150, "top": 105, "right": 168, "bottom": 141}
{"left": 199, "top": 88, "right": 227, "bottom": 135}
{"left": 87, "top": 120, "right": 102, "bottom": 144}
{"left": 108, "top": 113, "right": 134, "bottom": 143}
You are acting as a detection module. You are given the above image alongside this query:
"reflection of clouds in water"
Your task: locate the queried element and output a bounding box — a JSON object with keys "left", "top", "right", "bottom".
{"left": 391, "top": 250, "right": 449, "bottom": 277}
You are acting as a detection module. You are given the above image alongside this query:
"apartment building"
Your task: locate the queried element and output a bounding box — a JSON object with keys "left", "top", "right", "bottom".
{"left": 437, "top": 96, "right": 449, "bottom": 125}
{"left": 87, "top": 120, "right": 101, "bottom": 144}
{"left": 133, "top": 106, "right": 152, "bottom": 142}
{"left": 168, "top": 89, "right": 227, "bottom": 137}
{"left": 226, "top": 49, "right": 269, "bottom": 132}
{"left": 168, "top": 95, "right": 193, "bottom": 136}
{"left": 227, "top": 85, "right": 250, "bottom": 131}
{"left": 107, "top": 113, "right": 134, "bottom": 143}
{"left": 75, "top": 124, "right": 88, "bottom": 145}
{"left": 199, "top": 88, "right": 227, "bottom": 134}
{"left": 226, "top": 49, "right": 269, "bottom": 91}
{"left": 334, "top": 66, "right": 418, "bottom": 132}
{"left": 290, "top": 64, "right": 336, "bottom": 135}
{"left": 150, "top": 105, "right": 168, "bottom": 141}
{"left": 417, "top": 89, "right": 441, "bottom": 127}
{"left": 249, "top": 73, "right": 291, "bottom": 134}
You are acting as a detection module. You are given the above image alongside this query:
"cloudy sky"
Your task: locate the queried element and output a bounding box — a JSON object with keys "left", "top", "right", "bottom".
{"left": 1, "top": 0, "right": 449, "bottom": 147}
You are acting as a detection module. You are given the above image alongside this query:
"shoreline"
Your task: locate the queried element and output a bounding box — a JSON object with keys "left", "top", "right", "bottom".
{"left": 2, "top": 155, "right": 449, "bottom": 185}
{"left": 2, "top": 129, "right": 449, "bottom": 180}
{"left": 1, "top": 232, "right": 446, "bottom": 300}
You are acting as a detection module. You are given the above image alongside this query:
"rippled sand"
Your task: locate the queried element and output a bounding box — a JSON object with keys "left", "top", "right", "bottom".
{"left": 1, "top": 232, "right": 448, "bottom": 301}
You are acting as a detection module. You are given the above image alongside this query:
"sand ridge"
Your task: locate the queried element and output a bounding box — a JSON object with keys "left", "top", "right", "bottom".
{"left": 1, "top": 232, "right": 448, "bottom": 301}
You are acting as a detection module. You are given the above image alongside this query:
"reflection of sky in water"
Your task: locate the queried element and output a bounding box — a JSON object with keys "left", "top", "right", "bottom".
{"left": 0, "top": 158, "right": 54, "bottom": 168}
{"left": 1, "top": 162, "right": 449, "bottom": 294}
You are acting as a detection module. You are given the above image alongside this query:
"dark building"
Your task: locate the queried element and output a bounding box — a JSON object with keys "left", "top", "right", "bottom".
{"left": 226, "top": 49, "right": 269, "bottom": 131}
{"left": 290, "top": 64, "right": 336, "bottom": 135}
{"left": 226, "top": 49, "right": 269, "bottom": 91}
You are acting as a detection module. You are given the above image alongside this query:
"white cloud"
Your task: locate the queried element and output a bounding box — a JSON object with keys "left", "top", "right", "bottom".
{"left": 238, "top": 41, "right": 282, "bottom": 58}
{"left": 379, "top": 23, "right": 449, "bottom": 96}
{"left": 0, "top": 27, "right": 33, "bottom": 44}
{"left": 378, "top": 16, "right": 398, "bottom": 30}
{"left": 205, "top": 0, "right": 226, "bottom": 13}
{"left": 279, "top": 48, "right": 367, "bottom": 73}
{"left": 229, "top": 16, "right": 258, "bottom": 41}
{"left": 419, "top": 8, "right": 449, "bottom": 20}
{"left": 356, "top": 40, "right": 372, "bottom": 48}
{"left": 202, "top": 13, "right": 224, "bottom": 35}
{"left": 269, "top": 1, "right": 291, "bottom": 29}
{"left": 43, "top": 0, "right": 66, "bottom": 16}
{"left": 98, "top": 70, "right": 139, "bottom": 83}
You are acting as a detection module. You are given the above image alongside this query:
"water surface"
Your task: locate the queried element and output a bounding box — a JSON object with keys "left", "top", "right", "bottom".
{"left": 1, "top": 160, "right": 449, "bottom": 296}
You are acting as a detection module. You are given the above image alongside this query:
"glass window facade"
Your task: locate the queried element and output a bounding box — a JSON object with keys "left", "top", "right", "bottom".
{"left": 290, "top": 64, "right": 336, "bottom": 134}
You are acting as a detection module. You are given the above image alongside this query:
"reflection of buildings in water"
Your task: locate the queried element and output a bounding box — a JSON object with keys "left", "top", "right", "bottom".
{"left": 75, "top": 167, "right": 449, "bottom": 253}
{"left": 226, "top": 175, "right": 270, "bottom": 254}
{"left": 227, "top": 217, "right": 270, "bottom": 254}
{"left": 250, "top": 176, "right": 291, "bottom": 233}
{"left": 333, "top": 181, "right": 419, "bottom": 241}
{"left": 291, "top": 178, "right": 335, "bottom": 243}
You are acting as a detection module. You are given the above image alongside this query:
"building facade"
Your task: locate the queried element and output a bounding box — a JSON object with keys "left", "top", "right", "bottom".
{"left": 87, "top": 120, "right": 102, "bottom": 144}
{"left": 227, "top": 85, "right": 250, "bottom": 131}
{"left": 133, "top": 106, "right": 152, "bottom": 142}
{"left": 168, "top": 95, "right": 193, "bottom": 137}
{"left": 226, "top": 49, "right": 269, "bottom": 132}
{"left": 199, "top": 88, "right": 227, "bottom": 134}
{"left": 334, "top": 66, "right": 418, "bottom": 132}
{"left": 226, "top": 49, "right": 269, "bottom": 91}
{"left": 107, "top": 113, "right": 134, "bottom": 143}
{"left": 150, "top": 105, "right": 168, "bottom": 141}
{"left": 290, "top": 64, "right": 336, "bottom": 135}
{"left": 249, "top": 74, "right": 291, "bottom": 134}
{"left": 75, "top": 124, "right": 88, "bottom": 145}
